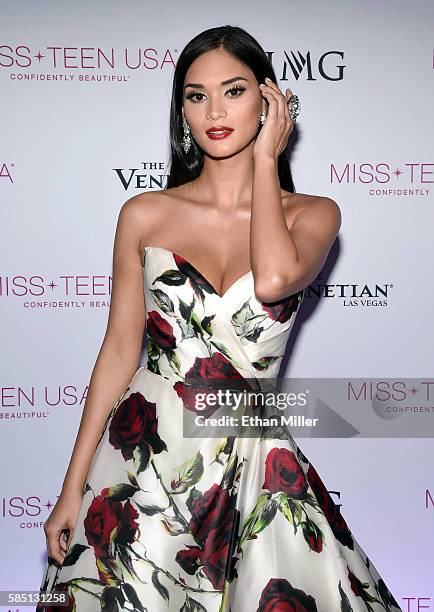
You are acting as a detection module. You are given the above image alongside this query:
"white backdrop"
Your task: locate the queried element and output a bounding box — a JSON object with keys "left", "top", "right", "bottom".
{"left": 1, "top": 1, "right": 433, "bottom": 608}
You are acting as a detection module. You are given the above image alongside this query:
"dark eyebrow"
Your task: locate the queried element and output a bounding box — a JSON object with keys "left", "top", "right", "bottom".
{"left": 183, "top": 76, "right": 248, "bottom": 90}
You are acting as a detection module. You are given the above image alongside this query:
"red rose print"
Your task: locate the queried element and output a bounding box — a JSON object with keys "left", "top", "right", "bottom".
{"left": 116, "top": 497, "right": 141, "bottom": 547}
{"left": 201, "top": 512, "right": 238, "bottom": 590}
{"left": 307, "top": 464, "right": 354, "bottom": 550}
{"left": 146, "top": 310, "right": 177, "bottom": 350}
{"left": 257, "top": 577, "right": 318, "bottom": 611}
{"left": 301, "top": 520, "right": 323, "bottom": 553}
{"left": 174, "top": 353, "right": 249, "bottom": 418}
{"left": 262, "top": 293, "right": 300, "bottom": 324}
{"left": 189, "top": 483, "right": 233, "bottom": 547}
{"left": 307, "top": 531, "right": 322, "bottom": 553}
{"left": 84, "top": 487, "right": 139, "bottom": 560}
{"left": 263, "top": 448, "right": 308, "bottom": 498}
{"left": 84, "top": 492, "right": 121, "bottom": 558}
{"left": 175, "top": 485, "right": 240, "bottom": 590}
{"left": 175, "top": 547, "right": 203, "bottom": 575}
{"left": 109, "top": 391, "right": 167, "bottom": 461}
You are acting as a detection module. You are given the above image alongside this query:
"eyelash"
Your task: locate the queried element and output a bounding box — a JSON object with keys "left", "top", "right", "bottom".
{"left": 185, "top": 84, "right": 246, "bottom": 103}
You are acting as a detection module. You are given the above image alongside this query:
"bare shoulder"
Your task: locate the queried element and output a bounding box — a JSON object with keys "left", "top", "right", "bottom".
{"left": 121, "top": 188, "right": 170, "bottom": 221}
{"left": 124, "top": 185, "right": 188, "bottom": 216}
{"left": 113, "top": 190, "right": 163, "bottom": 264}
{"left": 120, "top": 187, "right": 177, "bottom": 238}
{"left": 281, "top": 191, "right": 341, "bottom": 232}
{"left": 121, "top": 185, "right": 195, "bottom": 260}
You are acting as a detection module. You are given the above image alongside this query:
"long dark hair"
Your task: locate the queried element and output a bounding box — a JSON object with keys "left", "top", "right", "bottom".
{"left": 166, "top": 25, "right": 295, "bottom": 192}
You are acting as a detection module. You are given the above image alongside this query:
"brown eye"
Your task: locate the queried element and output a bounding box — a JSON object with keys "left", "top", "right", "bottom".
{"left": 226, "top": 85, "right": 246, "bottom": 97}
{"left": 185, "top": 91, "right": 205, "bottom": 103}
{"left": 185, "top": 84, "right": 246, "bottom": 103}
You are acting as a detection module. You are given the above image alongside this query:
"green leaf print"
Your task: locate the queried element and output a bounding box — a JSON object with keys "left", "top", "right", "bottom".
{"left": 276, "top": 493, "right": 295, "bottom": 526}
{"left": 212, "top": 437, "right": 235, "bottom": 465}
{"left": 186, "top": 486, "right": 202, "bottom": 513}
{"left": 166, "top": 349, "right": 182, "bottom": 374}
{"left": 276, "top": 493, "right": 303, "bottom": 536}
{"left": 154, "top": 269, "right": 186, "bottom": 286}
{"left": 177, "top": 297, "right": 202, "bottom": 342}
{"left": 126, "top": 471, "right": 139, "bottom": 487}
{"left": 146, "top": 336, "right": 160, "bottom": 359}
{"left": 338, "top": 580, "right": 354, "bottom": 611}
{"left": 201, "top": 314, "right": 215, "bottom": 336}
{"left": 231, "top": 301, "right": 268, "bottom": 341}
{"left": 209, "top": 340, "right": 242, "bottom": 367}
{"left": 134, "top": 502, "right": 167, "bottom": 516}
{"left": 62, "top": 543, "right": 89, "bottom": 566}
{"left": 239, "top": 493, "right": 278, "bottom": 548}
{"left": 180, "top": 594, "right": 208, "bottom": 611}
{"left": 190, "top": 311, "right": 205, "bottom": 336}
{"left": 104, "top": 483, "right": 139, "bottom": 501}
{"left": 252, "top": 355, "right": 282, "bottom": 371}
{"left": 171, "top": 450, "right": 205, "bottom": 494}
{"left": 122, "top": 582, "right": 146, "bottom": 612}
{"left": 152, "top": 568, "right": 170, "bottom": 602}
{"left": 222, "top": 454, "right": 244, "bottom": 493}
{"left": 95, "top": 557, "right": 120, "bottom": 586}
{"left": 149, "top": 287, "right": 176, "bottom": 316}
{"left": 133, "top": 441, "right": 151, "bottom": 475}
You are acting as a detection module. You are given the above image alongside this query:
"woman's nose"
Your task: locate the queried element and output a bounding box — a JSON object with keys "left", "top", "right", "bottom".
{"left": 206, "top": 104, "right": 227, "bottom": 121}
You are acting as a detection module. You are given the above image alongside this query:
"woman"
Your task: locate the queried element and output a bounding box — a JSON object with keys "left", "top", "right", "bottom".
{"left": 37, "top": 25, "right": 401, "bottom": 612}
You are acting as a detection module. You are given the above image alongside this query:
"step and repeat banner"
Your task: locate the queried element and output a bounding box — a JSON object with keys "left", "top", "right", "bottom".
{"left": 1, "top": 1, "right": 433, "bottom": 609}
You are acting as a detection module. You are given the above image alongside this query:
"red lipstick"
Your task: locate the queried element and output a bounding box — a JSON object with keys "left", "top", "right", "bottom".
{"left": 206, "top": 126, "right": 234, "bottom": 140}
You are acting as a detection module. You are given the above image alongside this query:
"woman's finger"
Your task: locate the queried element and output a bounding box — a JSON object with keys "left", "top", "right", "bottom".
{"left": 260, "top": 85, "right": 279, "bottom": 121}
{"left": 45, "top": 533, "right": 52, "bottom": 561}
{"left": 265, "top": 78, "right": 287, "bottom": 122}
{"left": 264, "top": 77, "right": 283, "bottom": 96}
{"left": 285, "top": 88, "right": 296, "bottom": 124}
{"left": 45, "top": 528, "right": 65, "bottom": 565}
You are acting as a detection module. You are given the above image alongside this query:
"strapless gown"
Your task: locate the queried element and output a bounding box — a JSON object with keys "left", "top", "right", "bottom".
{"left": 37, "top": 245, "right": 402, "bottom": 611}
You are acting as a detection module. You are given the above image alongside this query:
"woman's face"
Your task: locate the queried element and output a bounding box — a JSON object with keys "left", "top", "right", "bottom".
{"left": 182, "top": 48, "right": 265, "bottom": 157}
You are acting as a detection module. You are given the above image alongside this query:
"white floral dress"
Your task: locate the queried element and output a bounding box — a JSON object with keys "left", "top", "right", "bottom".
{"left": 37, "top": 245, "right": 402, "bottom": 612}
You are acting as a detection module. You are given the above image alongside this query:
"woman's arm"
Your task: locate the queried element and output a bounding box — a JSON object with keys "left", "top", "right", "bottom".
{"left": 251, "top": 156, "right": 341, "bottom": 302}
{"left": 59, "top": 197, "right": 147, "bottom": 497}
{"left": 251, "top": 78, "right": 341, "bottom": 303}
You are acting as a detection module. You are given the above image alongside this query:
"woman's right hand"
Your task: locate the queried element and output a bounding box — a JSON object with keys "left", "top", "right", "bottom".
{"left": 43, "top": 489, "right": 83, "bottom": 565}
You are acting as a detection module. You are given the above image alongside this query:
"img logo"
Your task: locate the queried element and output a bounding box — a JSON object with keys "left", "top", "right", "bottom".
{"left": 266, "top": 49, "right": 346, "bottom": 81}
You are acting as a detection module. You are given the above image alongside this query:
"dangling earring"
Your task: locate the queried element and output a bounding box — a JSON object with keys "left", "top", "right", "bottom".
{"left": 259, "top": 111, "right": 267, "bottom": 125}
{"left": 182, "top": 116, "right": 192, "bottom": 153}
